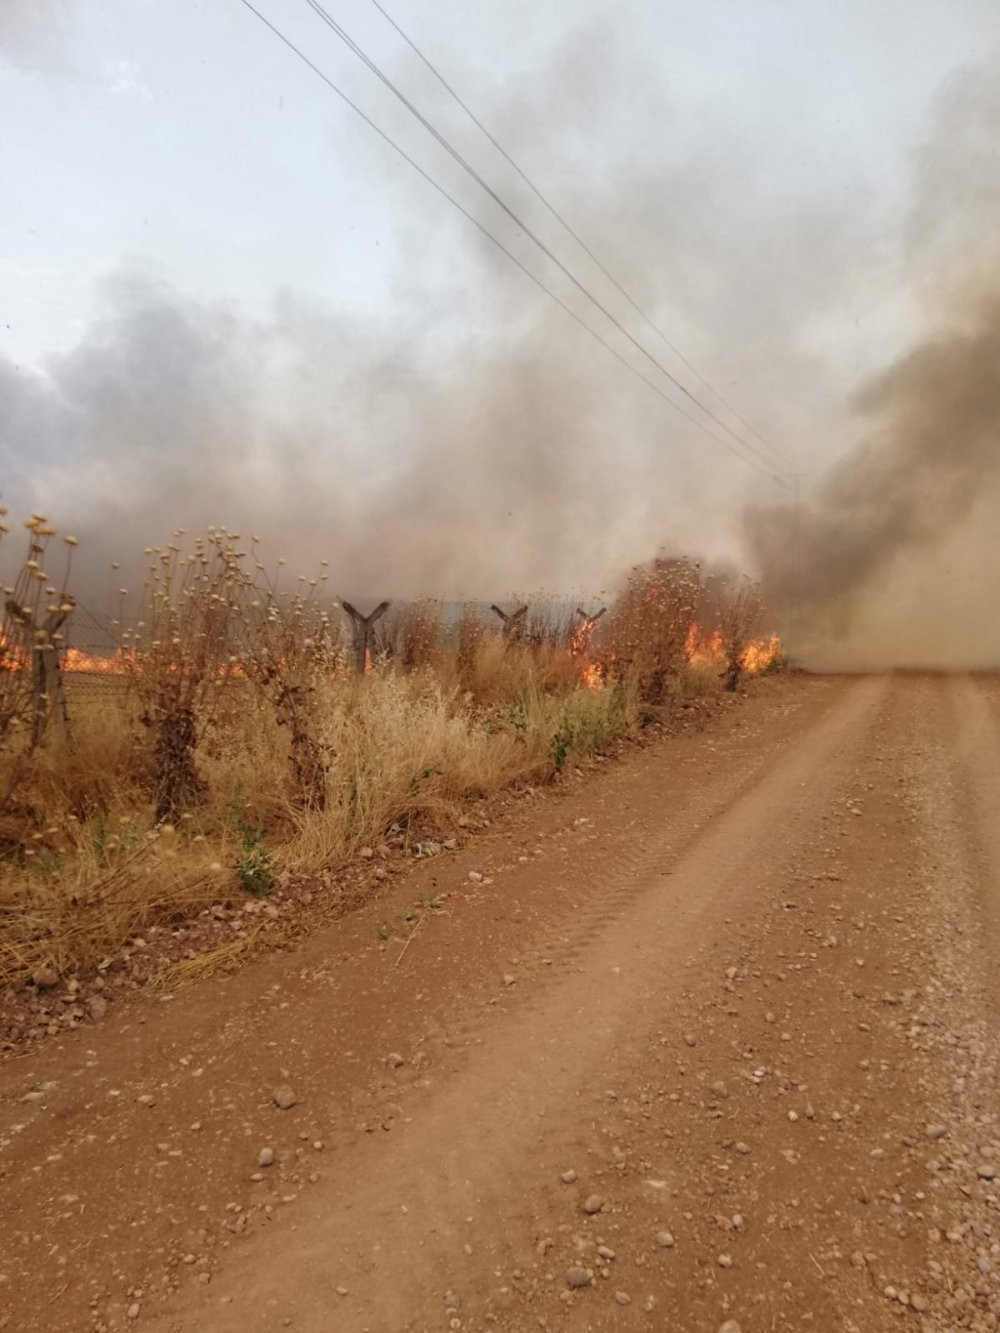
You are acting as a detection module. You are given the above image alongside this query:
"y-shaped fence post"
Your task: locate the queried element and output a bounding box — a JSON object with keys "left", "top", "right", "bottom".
{"left": 341, "top": 600, "right": 391, "bottom": 674}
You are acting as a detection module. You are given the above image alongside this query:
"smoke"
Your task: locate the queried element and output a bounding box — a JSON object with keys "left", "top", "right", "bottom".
{"left": 1, "top": 268, "right": 706, "bottom": 606}
{"left": 747, "top": 53, "right": 1000, "bottom": 670}
{"left": 0, "top": 0, "right": 74, "bottom": 73}
{"left": 1, "top": 23, "right": 874, "bottom": 617}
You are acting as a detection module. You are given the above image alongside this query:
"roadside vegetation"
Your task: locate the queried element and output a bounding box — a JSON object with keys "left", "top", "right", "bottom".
{"left": 0, "top": 511, "right": 780, "bottom": 990}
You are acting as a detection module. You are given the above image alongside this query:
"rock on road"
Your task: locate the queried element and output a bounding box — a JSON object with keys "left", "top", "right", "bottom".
{"left": 3, "top": 672, "right": 1000, "bottom": 1333}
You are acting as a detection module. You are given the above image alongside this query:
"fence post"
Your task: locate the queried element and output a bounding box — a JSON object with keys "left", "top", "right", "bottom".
{"left": 572, "top": 606, "right": 606, "bottom": 652}
{"left": 489, "top": 604, "right": 528, "bottom": 642}
{"left": 341, "top": 600, "right": 390, "bottom": 674}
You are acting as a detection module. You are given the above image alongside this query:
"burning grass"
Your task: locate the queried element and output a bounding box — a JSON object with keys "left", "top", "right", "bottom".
{"left": 0, "top": 521, "right": 782, "bottom": 993}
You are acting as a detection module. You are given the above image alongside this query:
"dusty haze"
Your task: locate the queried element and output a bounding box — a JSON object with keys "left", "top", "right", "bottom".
{"left": 748, "top": 55, "right": 1000, "bottom": 670}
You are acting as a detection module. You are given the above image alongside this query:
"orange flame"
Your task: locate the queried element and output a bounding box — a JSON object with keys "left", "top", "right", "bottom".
{"left": 685, "top": 623, "right": 780, "bottom": 674}
{"left": 580, "top": 662, "right": 603, "bottom": 689}
{"left": 62, "top": 647, "right": 131, "bottom": 674}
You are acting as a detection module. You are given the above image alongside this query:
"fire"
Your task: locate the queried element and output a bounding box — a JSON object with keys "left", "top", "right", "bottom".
{"left": 580, "top": 662, "right": 603, "bottom": 690}
{"left": 739, "top": 634, "right": 781, "bottom": 674}
{"left": 62, "top": 647, "right": 131, "bottom": 674}
{"left": 684, "top": 623, "right": 781, "bottom": 675}
{"left": 685, "top": 623, "right": 724, "bottom": 669}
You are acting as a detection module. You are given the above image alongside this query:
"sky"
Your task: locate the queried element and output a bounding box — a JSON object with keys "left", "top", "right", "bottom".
{"left": 1, "top": 0, "right": 999, "bottom": 616}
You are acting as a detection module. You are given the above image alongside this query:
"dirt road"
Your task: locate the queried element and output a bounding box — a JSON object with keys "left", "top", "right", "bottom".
{"left": 4, "top": 672, "right": 1000, "bottom": 1333}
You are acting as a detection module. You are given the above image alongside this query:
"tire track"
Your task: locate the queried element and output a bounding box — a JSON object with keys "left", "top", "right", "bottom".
{"left": 145, "top": 678, "right": 886, "bottom": 1332}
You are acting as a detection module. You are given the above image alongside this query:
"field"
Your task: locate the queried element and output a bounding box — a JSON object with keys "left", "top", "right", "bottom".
{"left": 0, "top": 515, "right": 779, "bottom": 994}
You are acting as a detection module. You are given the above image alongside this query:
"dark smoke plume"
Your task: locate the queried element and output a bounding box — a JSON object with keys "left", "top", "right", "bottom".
{"left": 748, "top": 51, "right": 1000, "bottom": 670}
{"left": 748, "top": 284, "right": 1000, "bottom": 626}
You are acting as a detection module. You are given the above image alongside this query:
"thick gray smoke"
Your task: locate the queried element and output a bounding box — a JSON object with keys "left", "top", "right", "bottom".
{"left": 0, "top": 25, "right": 866, "bottom": 614}
{"left": 1, "top": 269, "right": 718, "bottom": 605}
{"left": 747, "top": 54, "right": 1000, "bottom": 670}
{"left": 748, "top": 284, "right": 1000, "bottom": 616}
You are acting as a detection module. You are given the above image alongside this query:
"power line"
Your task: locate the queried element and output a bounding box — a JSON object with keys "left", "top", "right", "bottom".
{"left": 299, "top": 0, "right": 790, "bottom": 484}
{"left": 234, "top": 0, "right": 786, "bottom": 486}
{"left": 364, "top": 0, "right": 789, "bottom": 473}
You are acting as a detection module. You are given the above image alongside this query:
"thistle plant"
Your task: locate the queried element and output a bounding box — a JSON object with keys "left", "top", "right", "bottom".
{"left": 120, "top": 528, "right": 249, "bottom": 823}
{"left": 0, "top": 510, "right": 77, "bottom": 764}
{"left": 718, "top": 578, "right": 765, "bottom": 692}
{"left": 237, "top": 551, "right": 343, "bottom": 811}
{"left": 605, "top": 556, "right": 703, "bottom": 703}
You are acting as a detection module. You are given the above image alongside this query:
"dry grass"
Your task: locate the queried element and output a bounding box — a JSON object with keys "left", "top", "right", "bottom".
{"left": 0, "top": 528, "right": 777, "bottom": 989}
{"left": 0, "top": 665, "right": 646, "bottom": 987}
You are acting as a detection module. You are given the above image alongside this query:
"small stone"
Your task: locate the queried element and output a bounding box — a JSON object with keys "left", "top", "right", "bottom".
{"left": 788, "top": 1110, "right": 799, "bottom": 1122}
{"left": 359, "top": 846, "right": 374, "bottom": 859}
{"left": 258, "top": 1148, "right": 275, "bottom": 1167}
{"left": 718, "top": 1323, "right": 743, "bottom": 1333}
{"left": 583, "top": 1194, "right": 604, "bottom": 1215}
{"left": 127, "top": 1304, "right": 140, "bottom": 1320}
{"left": 335, "top": 1287, "right": 349, "bottom": 1296}
{"left": 655, "top": 1231, "right": 675, "bottom": 1248}
{"left": 468, "top": 871, "right": 484, "bottom": 883}
{"left": 32, "top": 966, "right": 59, "bottom": 989}
{"left": 926, "top": 1125, "right": 948, "bottom": 1141}
{"left": 560, "top": 1170, "right": 577, "bottom": 1184}
{"left": 597, "top": 1245, "right": 615, "bottom": 1260}
{"left": 614, "top": 1291, "right": 631, "bottom": 1305}
{"left": 137, "top": 1094, "right": 155, "bottom": 1107}
{"left": 87, "top": 995, "right": 108, "bottom": 1020}
{"left": 710, "top": 1081, "right": 729, "bottom": 1100}
{"left": 502, "top": 974, "right": 516, "bottom": 987}
{"left": 683, "top": 1034, "right": 697, "bottom": 1047}
{"left": 566, "top": 1267, "right": 591, "bottom": 1290}
{"left": 718, "top": 1254, "right": 733, "bottom": 1268}
{"left": 977, "top": 1164, "right": 997, "bottom": 1181}
{"left": 272, "top": 1085, "right": 296, "bottom": 1110}
{"left": 386, "top": 1053, "right": 405, "bottom": 1068}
